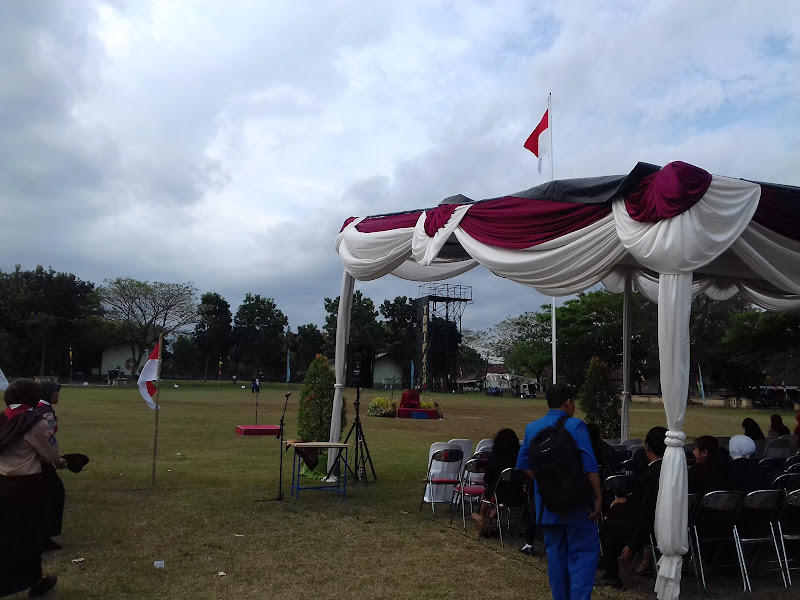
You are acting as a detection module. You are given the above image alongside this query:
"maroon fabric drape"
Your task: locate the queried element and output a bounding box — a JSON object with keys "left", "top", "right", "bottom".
{"left": 342, "top": 212, "right": 422, "bottom": 233}
{"left": 458, "top": 196, "right": 611, "bottom": 249}
{"left": 753, "top": 184, "right": 800, "bottom": 242}
{"left": 624, "top": 161, "right": 712, "bottom": 223}
{"left": 424, "top": 205, "right": 458, "bottom": 237}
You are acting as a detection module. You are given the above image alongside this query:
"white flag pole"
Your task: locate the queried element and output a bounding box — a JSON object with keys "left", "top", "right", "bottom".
{"left": 548, "top": 92, "right": 557, "bottom": 385}
{"left": 151, "top": 333, "right": 163, "bottom": 486}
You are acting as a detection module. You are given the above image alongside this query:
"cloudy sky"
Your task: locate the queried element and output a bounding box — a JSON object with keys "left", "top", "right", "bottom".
{"left": 2, "top": 1, "right": 798, "bottom": 333}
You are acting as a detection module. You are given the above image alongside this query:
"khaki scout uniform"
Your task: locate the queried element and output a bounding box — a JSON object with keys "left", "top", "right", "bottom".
{"left": 0, "top": 418, "right": 62, "bottom": 476}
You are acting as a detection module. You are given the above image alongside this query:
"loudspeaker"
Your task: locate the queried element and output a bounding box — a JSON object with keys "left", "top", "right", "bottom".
{"left": 346, "top": 344, "right": 374, "bottom": 388}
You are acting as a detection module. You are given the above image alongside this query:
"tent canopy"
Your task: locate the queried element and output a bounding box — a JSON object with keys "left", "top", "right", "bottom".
{"left": 330, "top": 161, "right": 800, "bottom": 600}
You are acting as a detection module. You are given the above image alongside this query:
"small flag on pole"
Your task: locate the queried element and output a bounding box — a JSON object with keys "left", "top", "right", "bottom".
{"left": 69, "top": 347, "right": 73, "bottom": 366}
{"left": 0, "top": 367, "right": 8, "bottom": 391}
{"left": 218, "top": 358, "right": 223, "bottom": 376}
{"left": 286, "top": 350, "right": 290, "bottom": 383}
{"left": 138, "top": 344, "right": 160, "bottom": 410}
{"left": 524, "top": 108, "right": 550, "bottom": 173}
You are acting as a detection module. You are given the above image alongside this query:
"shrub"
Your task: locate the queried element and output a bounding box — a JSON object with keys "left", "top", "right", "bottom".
{"left": 297, "top": 355, "right": 347, "bottom": 441}
{"left": 367, "top": 396, "right": 397, "bottom": 418}
{"left": 576, "top": 356, "right": 621, "bottom": 438}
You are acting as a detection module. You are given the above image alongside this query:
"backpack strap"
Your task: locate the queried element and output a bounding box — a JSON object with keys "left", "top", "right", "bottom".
{"left": 554, "top": 415, "right": 570, "bottom": 429}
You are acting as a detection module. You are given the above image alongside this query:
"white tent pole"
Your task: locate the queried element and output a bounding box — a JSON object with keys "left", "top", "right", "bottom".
{"left": 621, "top": 270, "right": 632, "bottom": 441}
{"left": 327, "top": 270, "right": 355, "bottom": 475}
{"left": 551, "top": 298, "right": 557, "bottom": 385}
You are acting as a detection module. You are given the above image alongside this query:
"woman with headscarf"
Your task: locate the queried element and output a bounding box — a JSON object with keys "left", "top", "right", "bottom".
{"left": 0, "top": 379, "right": 64, "bottom": 597}
{"left": 741, "top": 417, "right": 765, "bottom": 441}
{"left": 34, "top": 381, "right": 65, "bottom": 550}
{"left": 768, "top": 414, "right": 790, "bottom": 437}
{"left": 725, "top": 434, "right": 769, "bottom": 494}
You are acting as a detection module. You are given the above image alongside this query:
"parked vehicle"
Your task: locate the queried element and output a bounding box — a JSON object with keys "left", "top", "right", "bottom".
{"left": 520, "top": 383, "right": 537, "bottom": 399}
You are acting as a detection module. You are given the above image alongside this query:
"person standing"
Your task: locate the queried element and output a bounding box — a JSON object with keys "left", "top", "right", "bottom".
{"left": 0, "top": 379, "right": 64, "bottom": 597}
{"left": 34, "top": 381, "right": 65, "bottom": 550}
{"left": 517, "top": 384, "right": 602, "bottom": 600}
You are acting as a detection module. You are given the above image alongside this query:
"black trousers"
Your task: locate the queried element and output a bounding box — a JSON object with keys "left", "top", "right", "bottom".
{"left": 40, "top": 463, "right": 64, "bottom": 538}
{"left": 0, "top": 475, "right": 45, "bottom": 597}
{"left": 599, "top": 517, "right": 637, "bottom": 578}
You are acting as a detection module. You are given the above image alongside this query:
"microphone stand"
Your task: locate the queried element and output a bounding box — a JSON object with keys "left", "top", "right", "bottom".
{"left": 274, "top": 391, "right": 291, "bottom": 501}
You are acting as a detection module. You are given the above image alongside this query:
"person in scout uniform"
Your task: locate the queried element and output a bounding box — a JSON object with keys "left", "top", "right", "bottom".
{"left": 0, "top": 379, "right": 65, "bottom": 597}
{"left": 34, "top": 381, "right": 66, "bottom": 551}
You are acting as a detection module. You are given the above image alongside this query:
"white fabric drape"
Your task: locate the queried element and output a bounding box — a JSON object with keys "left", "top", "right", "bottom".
{"left": 733, "top": 222, "right": 800, "bottom": 294}
{"left": 327, "top": 270, "right": 355, "bottom": 475}
{"left": 653, "top": 274, "right": 691, "bottom": 599}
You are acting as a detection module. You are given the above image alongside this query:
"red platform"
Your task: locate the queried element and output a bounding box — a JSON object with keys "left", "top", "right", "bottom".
{"left": 236, "top": 425, "right": 281, "bottom": 436}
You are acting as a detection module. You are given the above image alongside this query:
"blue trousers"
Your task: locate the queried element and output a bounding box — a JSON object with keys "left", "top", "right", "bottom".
{"left": 543, "top": 524, "right": 600, "bottom": 600}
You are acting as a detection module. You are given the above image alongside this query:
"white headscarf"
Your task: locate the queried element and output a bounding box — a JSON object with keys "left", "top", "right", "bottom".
{"left": 728, "top": 434, "right": 756, "bottom": 460}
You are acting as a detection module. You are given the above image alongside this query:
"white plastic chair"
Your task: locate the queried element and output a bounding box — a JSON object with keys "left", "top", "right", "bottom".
{"left": 421, "top": 442, "right": 462, "bottom": 510}
{"left": 448, "top": 439, "right": 474, "bottom": 463}
{"left": 475, "top": 438, "right": 493, "bottom": 454}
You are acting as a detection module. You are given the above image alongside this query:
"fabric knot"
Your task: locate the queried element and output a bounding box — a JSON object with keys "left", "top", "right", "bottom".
{"left": 334, "top": 383, "right": 344, "bottom": 390}
{"left": 423, "top": 205, "right": 459, "bottom": 237}
{"left": 665, "top": 430, "right": 685, "bottom": 447}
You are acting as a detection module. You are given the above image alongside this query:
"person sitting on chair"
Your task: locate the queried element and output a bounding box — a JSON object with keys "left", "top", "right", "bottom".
{"left": 597, "top": 426, "right": 666, "bottom": 587}
{"left": 725, "top": 434, "right": 768, "bottom": 493}
{"left": 472, "top": 428, "right": 520, "bottom": 535}
{"left": 768, "top": 414, "right": 790, "bottom": 437}
{"left": 688, "top": 435, "right": 728, "bottom": 496}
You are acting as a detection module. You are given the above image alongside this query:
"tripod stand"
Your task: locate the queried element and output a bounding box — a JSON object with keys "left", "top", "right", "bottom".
{"left": 341, "top": 388, "right": 377, "bottom": 483}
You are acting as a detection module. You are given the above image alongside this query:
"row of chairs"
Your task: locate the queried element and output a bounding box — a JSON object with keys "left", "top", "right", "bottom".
{"left": 607, "top": 435, "right": 800, "bottom": 462}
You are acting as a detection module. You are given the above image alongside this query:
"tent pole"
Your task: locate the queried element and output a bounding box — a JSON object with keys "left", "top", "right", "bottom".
{"left": 326, "top": 270, "right": 355, "bottom": 477}
{"left": 621, "top": 271, "right": 632, "bottom": 441}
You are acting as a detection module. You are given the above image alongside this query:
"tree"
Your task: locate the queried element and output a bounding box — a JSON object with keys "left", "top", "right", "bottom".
{"left": 297, "top": 355, "right": 346, "bottom": 442}
{"left": 232, "top": 293, "right": 288, "bottom": 379}
{"left": 576, "top": 357, "right": 621, "bottom": 438}
{"left": 0, "top": 266, "right": 100, "bottom": 377}
{"left": 295, "top": 324, "right": 324, "bottom": 380}
{"left": 169, "top": 334, "right": 202, "bottom": 377}
{"left": 195, "top": 292, "right": 232, "bottom": 381}
{"left": 380, "top": 296, "right": 417, "bottom": 384}
{"left": 323, "top": 291, "right": 384, "bottom": 355}
{"left": 100, "top": 277, "right": 198, "bottom": 376}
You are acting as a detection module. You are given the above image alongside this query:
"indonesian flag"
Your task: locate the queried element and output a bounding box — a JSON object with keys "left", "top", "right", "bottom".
{"left": 0, "top": 367, "right": 8, "bottom": 391}
{"left": 524, "top": 109, "right": 550, "bottom": 173}
{"left": 137, "top": 344, "right": 160, "bottom": 409}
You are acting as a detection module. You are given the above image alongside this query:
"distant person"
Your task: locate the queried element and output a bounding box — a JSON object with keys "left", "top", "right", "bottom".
{"left": 768, "top": 414, "right": 790, "bottom": 437}
{"left": 0, "top": 379, "right": 64, "bottom": 597}
{"left": 251, "top": 378, "right": 260, "bottom": 394}
{"left": 33, "top": 382, "right": 65, "bottom": 551}
{"left": 232, "top": 375, "right": 237, "bottom": 386}
{"left": 725, "top": 435, "right": 769, "bottom": 494}
{"left": 741, "top": 417, "right": 765, "bottom": 441}
{"left": 516, "top": 384, "right": 601, "bottom": 600}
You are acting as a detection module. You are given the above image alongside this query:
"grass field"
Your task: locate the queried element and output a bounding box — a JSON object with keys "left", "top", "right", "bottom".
{"left": 15, "top": 383, "right": 796, "bottom": 599}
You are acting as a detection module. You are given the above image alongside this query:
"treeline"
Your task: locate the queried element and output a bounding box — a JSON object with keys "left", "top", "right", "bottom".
{"left": 0, "top": 267, "right": 479, "bottom": 384}
{"left": 471, "top": 289, "right": 800, "bottom": 398}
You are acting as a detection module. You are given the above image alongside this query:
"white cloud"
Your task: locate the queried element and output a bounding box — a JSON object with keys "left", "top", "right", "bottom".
{"left": 1, "top": 0, "right": 798, "bottom": 335}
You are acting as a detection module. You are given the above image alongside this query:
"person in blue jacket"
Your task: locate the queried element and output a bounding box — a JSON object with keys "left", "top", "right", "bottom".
{"left": 517, "top": 384, "right": 602, "bottom": 600}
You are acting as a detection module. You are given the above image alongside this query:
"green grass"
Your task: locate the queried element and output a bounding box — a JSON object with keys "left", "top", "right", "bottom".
{"left": 16, "top": 383, "right": 796, "bottom": 599}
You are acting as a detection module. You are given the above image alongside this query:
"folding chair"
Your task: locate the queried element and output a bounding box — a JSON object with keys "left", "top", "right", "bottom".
{"left": 787, "top": 463, "right": 800, "bottom": 475}
{"left": 601, "top": 474, "right": 639, "bottom": 517}
{"left": 734, "top": 489, "right": 787, "bottom": 591}
{"left": 760, "top": 457, "right": 787, "bottom": 481}
{"left": 450, "top": 458, "right": 487, "bottom": 531}
{"left": 773, "top": 473, "right": 800, "bottom": 493}
{"left": 764, "top": 437, "right": 795, "bottom": 461}
{"left": 691, "top": 490, "right": 747, "bottom": 594}
{"left": 488, "top": 467, "right": 528, "bottom": 548}
{"left": 448, "top": 439, "right": 474, "bottom": 462}
{"left": 419, "top": 444, "right": 463, "bottom": 514}
{"left": 784, "top": 453, "right": 800, "bottom": 470}
{"left": 620, "top": 438, "right": 642, "bottom": 448}
{"left": 475, "top": 438, "right": 493, "bottom": 454}
{"left": 776, "top": 489, "right": 800, "bottom": 585}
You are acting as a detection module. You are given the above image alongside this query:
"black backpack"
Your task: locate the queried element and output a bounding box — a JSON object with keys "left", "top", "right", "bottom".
{"left": 529, "top": 415, "right": 591, "bottom": 514}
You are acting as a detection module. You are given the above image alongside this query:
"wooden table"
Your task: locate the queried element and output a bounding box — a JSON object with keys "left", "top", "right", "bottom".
{"left": 287, "top": 441, "right": 350, "bottom": 500}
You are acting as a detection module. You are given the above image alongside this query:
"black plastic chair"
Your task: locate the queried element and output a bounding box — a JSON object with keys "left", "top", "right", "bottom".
{"left": 734, "top": 489, "right": 787, "bottom": 590}
{"left": 777, "top": 489, "right": 800, "bottom": 585}
{"left": 691, "top": 490, "right": 747, "bottom": 594}
{"left": 489, "top": 467, "right": 529, "bottom": 548}
{"left": 773, "top": 473, "right": 800, "bottom": 493}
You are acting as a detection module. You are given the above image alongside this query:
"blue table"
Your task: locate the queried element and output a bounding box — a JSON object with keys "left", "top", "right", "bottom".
{"left": 288, "top": 441, "right": 350, "bottom": 500}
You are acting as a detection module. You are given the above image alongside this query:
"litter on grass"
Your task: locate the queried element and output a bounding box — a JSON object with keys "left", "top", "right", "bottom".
{"left": 154, "top": 561, "right": 165, "bottom": 568}
{"left": 71, "top": 558, "right": 85, "bottom": 564}
{"left": 218, "top": 572, "right": 226, "bottom": 577}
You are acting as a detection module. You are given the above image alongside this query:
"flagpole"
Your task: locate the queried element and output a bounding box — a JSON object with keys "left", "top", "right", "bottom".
{"left": 548, "top": 92, "right": 557, "bottom": 386}
{"left": 151, "top": 333, "right": 163, "bottom": 486}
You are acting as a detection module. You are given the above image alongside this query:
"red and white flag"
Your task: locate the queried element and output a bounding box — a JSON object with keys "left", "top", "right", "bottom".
{"left": 137, "top": 344, "right": 160, "bottom": 409}
{"left": 524, "top": 108, "right": 550, "bottom": 173}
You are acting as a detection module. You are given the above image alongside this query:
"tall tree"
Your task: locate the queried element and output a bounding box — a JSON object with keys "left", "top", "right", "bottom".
{"left": 195, "top": 292, "right": 232, "bottom": 381}
{"left": 0, "top": 266, "right": 100, "bottom": 376}
{"left": 323, "top": 291, "right": 384, "bottom": 356}
{"left": 100, "top": 278, "right": 198, "bottom": 375}
{"left": 295, "top": 324, "right": 324, "bottom": 379}
{"left": 232, "top": 293, "right": 288, "bottom": 379}
{"left": 380, "top": 296, "right": 417, "bottom": 383}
